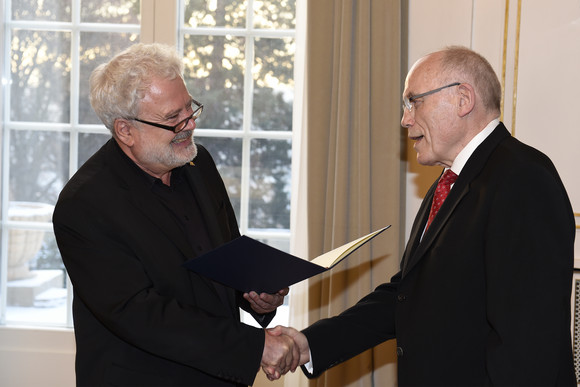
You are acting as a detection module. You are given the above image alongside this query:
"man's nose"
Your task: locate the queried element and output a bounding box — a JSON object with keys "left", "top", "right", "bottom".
{"left": 401, "top": 108, "right": 414, "bottom": 128}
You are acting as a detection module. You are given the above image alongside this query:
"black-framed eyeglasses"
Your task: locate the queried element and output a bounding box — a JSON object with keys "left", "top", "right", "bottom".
{"left": 132, "top": 98, "right": 203, "bottom": 133}
{"left": 403, "top": 82, "right": 460, "bottom": 112}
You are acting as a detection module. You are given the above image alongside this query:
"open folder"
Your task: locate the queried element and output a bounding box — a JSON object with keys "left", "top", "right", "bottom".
{"left": 183, "top": 225, "right": 390, "bottom": 293}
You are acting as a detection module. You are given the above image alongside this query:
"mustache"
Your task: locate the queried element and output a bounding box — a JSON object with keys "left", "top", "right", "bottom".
{"left": 172, "top": 130, "right": 193, "bottom": 142}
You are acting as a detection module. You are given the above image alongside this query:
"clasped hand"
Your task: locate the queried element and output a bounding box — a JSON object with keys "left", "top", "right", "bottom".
{"left": 244, "top": 288, "right": 289, "bottom": 314}
{"left": 261, "top": 326, "right": 310, "bottom": 381}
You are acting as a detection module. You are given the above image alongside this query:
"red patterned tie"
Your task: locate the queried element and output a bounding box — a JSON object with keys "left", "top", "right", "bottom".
{"left": 425, "top": 169, "right": 458, "bottom": 230}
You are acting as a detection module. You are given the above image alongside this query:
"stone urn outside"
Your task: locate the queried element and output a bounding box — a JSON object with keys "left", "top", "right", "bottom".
{"left": 7, "top": 201, "right": 54, "bottom": 281}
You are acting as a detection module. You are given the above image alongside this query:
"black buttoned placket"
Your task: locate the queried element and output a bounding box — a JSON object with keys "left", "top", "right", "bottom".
{"left": 150, "top": 167, "right": 213, "bottom": 256}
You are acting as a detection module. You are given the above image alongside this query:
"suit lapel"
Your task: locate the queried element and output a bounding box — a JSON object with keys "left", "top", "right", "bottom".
{"left": 401, "top": 180, "right": 436, "bottom": 275}
{"left": 182, "top": 163, "right": 227, "bottom": 248}
{"left": 182, "top": 160, "right": 238, "bottom": 314}
{"left": 402, "top": 123, "right": 510, "bottom": 277}
{"left": 403, "top": 181, "right": 470, "bottom": 276}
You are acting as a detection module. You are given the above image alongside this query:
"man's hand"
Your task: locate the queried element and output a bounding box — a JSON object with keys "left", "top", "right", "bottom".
{"left": 244, "top": 287, "right": 289, "bottom": 314}
{"left": 261, "top": 326, "right": 311, "bottom": 381}
{"left": 261, "top": 326, "right": 299, "bottom": 381}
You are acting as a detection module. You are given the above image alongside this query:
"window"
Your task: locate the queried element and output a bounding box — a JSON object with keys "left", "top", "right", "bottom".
{"left": 0, "top": 0, "right": 296, "bottom": 328}
{"left": 178, "top": 0, "right": 296, "bottom": 326}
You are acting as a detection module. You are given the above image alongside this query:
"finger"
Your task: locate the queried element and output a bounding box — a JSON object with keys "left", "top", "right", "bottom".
{"left": 246, "top": 294, "right": 274, "bottom": 313}
{"left": 266, "top": 325, "right": 283, "bottom": 336}
{"left": 262, "top": 364, "right": 277, "bottom": 376}
{"left": 259, "top": 293, "right": 283, "bottom": 308}
{"left": 289, "top": 336, "right": 300, "bottom": 372}
{"left": 277, "top": 325, "right": 295, "bottom": 337}
{"left": 263, "top": 367, "right": 278, "bottom": 381}
{"left": 258, "top": 292, "right": 276, "bottom": 304}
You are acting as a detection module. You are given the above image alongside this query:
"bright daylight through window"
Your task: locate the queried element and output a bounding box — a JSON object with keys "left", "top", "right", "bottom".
{"left": 0, "top": 0, "right": 296, "bottom": 329}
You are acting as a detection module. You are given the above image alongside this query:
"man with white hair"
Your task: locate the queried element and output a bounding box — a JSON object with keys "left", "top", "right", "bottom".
{"left": 54, "top": 43, "right": 297, "bottom": 386}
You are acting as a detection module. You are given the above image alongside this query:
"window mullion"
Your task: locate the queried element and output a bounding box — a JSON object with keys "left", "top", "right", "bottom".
{"left": 239, "top": 1, "right": 256, "bottom": 235}
{"left": 0, "top": 0, "right": 10, "bottom": 324}
{"left": 142, "top": 0, "right": 178, "bottom": 45}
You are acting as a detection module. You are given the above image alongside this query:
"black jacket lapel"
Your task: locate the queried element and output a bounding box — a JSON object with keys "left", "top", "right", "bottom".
{"left": 402, "top": 123, "right": 510, "bottom": 277}
{"left": 181, "top": 157, "right": 238, "bottom": 314}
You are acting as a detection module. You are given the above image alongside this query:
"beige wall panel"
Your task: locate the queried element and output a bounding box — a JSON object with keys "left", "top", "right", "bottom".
{"left": 512, "top": 0, "right": 580, "bottom": 258}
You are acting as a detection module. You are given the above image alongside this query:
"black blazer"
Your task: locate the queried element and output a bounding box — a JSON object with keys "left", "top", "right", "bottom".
{"left": 303, "top": 123, "right": 576, "bottom": 386}
{"left": 54, "top": 139, "right": 269, "bottom": 386}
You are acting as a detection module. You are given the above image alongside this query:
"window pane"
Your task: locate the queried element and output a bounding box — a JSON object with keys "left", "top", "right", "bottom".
{"left": 6, "top": 228, "right": 67, "bottom": 326}
{"left": 249, "top": 139, "right": 291, "bottom": 229}
{"left": 79, "top": 32, "right": 140, "bottom": 125}
{"left": 183, "top": 35, "right": 245, "bottom": 130}
{"left": 253, "top": 0, "right": 296, "bottom": 29}
{"left": 252, "top": 37, "right": 294, "bottom": 131}
{"left": 81, "top": 0, "right": 140, "bottom": 23}
{"left": 10, "top": 30, "right": 71, "bottom": 123}
{"left": 9, "top": 130, "right": 70, "bottom": 205}
{"left": 78, "top": 133, "right": 111, "bottom": 166}
{"left": 12, "top": 0, "right": 72, "bottom": 22}
{"left": 183, "top": 0, "right": 246, "bottom": 28}
{"left": 196, "top": 137, "right": 243, "bottom": 220}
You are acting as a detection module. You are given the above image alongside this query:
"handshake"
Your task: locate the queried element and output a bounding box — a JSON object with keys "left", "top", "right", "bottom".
{"left": 261, "top": 326, "right": 311, "bottom": 381}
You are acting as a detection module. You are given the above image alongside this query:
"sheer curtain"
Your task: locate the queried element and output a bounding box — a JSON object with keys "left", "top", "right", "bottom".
{"left": 289, "top": 1, "right": 404, "bottom": 386}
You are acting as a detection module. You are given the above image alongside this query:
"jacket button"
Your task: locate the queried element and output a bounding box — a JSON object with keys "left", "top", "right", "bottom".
{"left": 396, "top": 347, "right": 404, "bottom": 357}
{"left": 397, "top": 294, "right": 407, "bottom": 301}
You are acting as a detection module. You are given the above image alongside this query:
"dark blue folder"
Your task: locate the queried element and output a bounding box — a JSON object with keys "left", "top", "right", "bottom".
{"left": 183, "top": 226, "right": 390, "bottom": 293}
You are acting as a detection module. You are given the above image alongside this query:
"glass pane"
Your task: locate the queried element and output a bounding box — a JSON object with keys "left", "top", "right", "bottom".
{"left": 10, "top": 30, "right": 71, "bottom": 123}
{"left": 252, "top": 37, "right": 294, "bottom": 131}
{"left": 183, "top": 35, "right": 245, "bottom": 130}
{"left": 183, "top": 0, "right": 246, "bottom": 28}
{"left": 81, "top": 0, "right": 140, "bottom": 23}
{"left": 196, "top": 137, "right": 243, "bottom": 220}
{"left": 6, "top": 230, "right": 67, "bottom": 326}
{"left": 79, "top": 32, "right": 140, "bottom": 125}
{"left": 248, "top": 139, "right": 291, "bottom": 229}
{"left": 253, "top": 0, "right": 296, "bottom": 29}
{"left": 12, "top": 0, "right": 72, "bottom": 22}
{"left": 78, "top": 133, "right": 111, "bottom": 166}
{"left": 9, "top": 130, "right": 70, "bottom": 206}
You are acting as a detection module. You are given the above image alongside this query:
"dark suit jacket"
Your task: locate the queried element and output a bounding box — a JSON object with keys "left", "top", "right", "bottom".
{"left": 303, "top": 123, "right": 576, "bottom": 386}
{"left": 53, "top": 139, "right": 270, "bottom": 386}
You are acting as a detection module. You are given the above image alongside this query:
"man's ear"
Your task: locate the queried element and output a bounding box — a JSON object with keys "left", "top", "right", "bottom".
{"left": 114, "top": 118, "right": 135, "bottom": 147}
{"left": 457, "top": 83, "right": 476, "bottom": 117}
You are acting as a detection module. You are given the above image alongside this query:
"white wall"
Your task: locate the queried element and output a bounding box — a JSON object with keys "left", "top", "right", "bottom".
{"left": 0, "top": 327, "right": 75, "bottom": 386}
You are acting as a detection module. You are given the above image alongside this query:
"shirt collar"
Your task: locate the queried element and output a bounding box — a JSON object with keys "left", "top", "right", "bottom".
{"left": 449, "top": 118, "right": 500, "bottom": 176}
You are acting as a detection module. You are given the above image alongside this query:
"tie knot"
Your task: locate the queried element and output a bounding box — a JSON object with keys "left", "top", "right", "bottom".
{"left": 425, "top": 169, "right": 458, "bottom": 231}
{"left": 440, "top": 169, "right": 458, "bottom": 186}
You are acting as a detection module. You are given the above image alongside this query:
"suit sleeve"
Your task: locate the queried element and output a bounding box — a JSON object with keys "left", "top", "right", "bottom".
{"left": 484, "top": 160, "right": 575, "bottom": 384}
{"left": 301, "top": 271, "right": 400, "bottom": 378}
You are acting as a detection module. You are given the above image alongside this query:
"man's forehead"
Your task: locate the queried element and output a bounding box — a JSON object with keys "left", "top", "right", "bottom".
{"left": 404, "top": 55, "right": 440, "bottom": 92}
